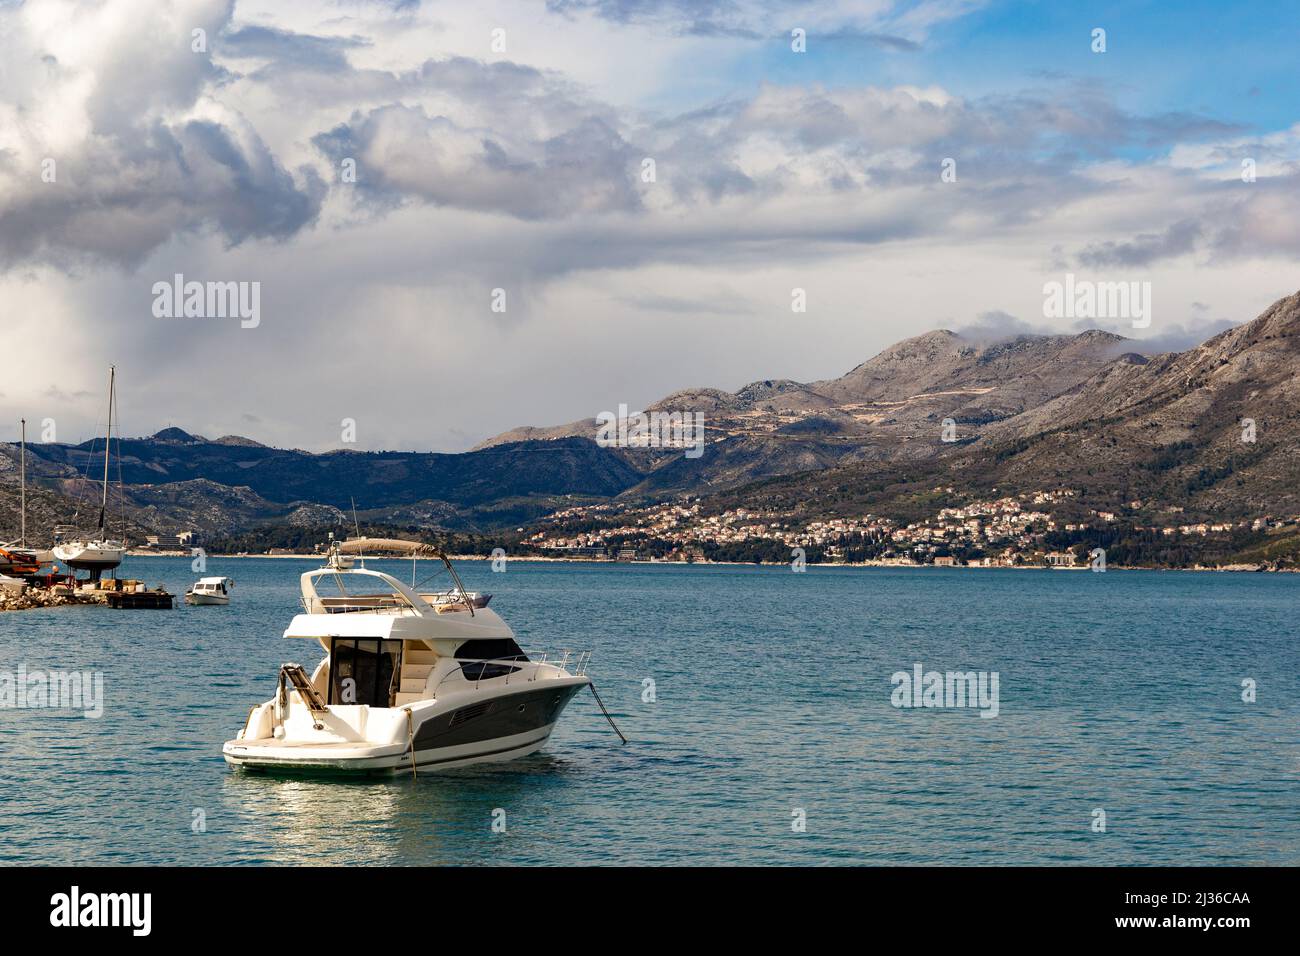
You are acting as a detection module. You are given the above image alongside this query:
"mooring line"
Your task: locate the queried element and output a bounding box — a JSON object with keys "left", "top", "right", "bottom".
{"left": 404, "top": 708, "right": 417, "bottom": 781}
{"left": 588, "top": 682, "right": 627, "bottom": 744}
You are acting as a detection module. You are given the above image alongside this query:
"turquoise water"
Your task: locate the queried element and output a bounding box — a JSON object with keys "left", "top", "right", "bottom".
{"left": 1, "top": 557, "right": 1296, "bottom": 865}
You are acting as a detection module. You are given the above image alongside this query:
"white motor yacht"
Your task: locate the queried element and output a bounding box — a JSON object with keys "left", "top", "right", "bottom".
{"left": 186, "top": 576, "right": 234, "bottom": 605}
{"left": 223, "top": 538, "right": 596, "bottom": 774}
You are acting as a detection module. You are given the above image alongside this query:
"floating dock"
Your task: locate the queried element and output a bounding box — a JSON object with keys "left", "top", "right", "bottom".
{"left": 103, "top": 589, "right": 174, "bottom": 609}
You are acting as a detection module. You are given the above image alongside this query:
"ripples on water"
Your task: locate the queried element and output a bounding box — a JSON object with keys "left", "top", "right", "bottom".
{"left": 1, "top": 558, "right": 1296, "bottom": 865}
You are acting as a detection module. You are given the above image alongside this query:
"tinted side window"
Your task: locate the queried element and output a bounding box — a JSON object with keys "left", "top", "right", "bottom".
{"left": 456, "top": 638, "right": 527, "bottom": 681}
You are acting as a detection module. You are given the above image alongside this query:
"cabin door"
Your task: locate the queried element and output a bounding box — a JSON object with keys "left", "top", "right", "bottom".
{"left": 329, "top": 639, "right": 403, "bottom": 706}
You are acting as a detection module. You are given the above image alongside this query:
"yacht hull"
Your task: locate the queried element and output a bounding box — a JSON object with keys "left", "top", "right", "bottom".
{"left": 185, "top": 593, "right": 230, "bottom": 605}
{"left": 223, "top": 725, "right": 556, "bottom": 775}
{"left": 222, "top": 681, "right": 587, "bottom": 776}
{"left": 53, "top": 543, "right": 125, "bottom": 571}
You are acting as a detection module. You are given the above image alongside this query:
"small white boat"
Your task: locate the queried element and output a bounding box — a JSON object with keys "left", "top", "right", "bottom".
{"left": 223, "top": 538, "right": 594, "bottom": 775}
{"left": 186, "top": 576, "right": 234, "bottom": 605}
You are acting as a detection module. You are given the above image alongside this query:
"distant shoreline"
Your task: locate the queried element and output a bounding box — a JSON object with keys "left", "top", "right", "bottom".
{"left": 121, "top": 551, "right": 1289, "bottom": 572}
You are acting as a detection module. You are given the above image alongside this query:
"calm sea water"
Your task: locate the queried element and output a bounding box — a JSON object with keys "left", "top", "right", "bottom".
{"left": 1, "top": 557, "right": 1296, "bottom": 866}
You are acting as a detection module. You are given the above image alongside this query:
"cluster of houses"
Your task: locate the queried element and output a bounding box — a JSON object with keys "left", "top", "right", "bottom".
{"left": 526, "top": 489, "right": 1296, "bottom": 564}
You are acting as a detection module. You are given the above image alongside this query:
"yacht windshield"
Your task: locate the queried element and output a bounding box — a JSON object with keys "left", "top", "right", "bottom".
{"left": 310, "top": 572, "right": 413, "bottom": 614}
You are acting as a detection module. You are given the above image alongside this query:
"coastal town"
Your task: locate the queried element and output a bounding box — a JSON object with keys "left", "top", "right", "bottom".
{"left": 10, "top": 484, "right": 1288, "bottom": 582}
{"left": 519, "top": 489, "right": 1290, "bottom": 569}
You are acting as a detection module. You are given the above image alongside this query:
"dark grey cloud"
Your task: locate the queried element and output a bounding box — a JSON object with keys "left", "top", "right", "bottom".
{"left": 821, "top": 28, "right": 920, "bottom": 52}
{"left": 314, "top": 100, "right": 642, "bottom": 220}
{"left": 1068, "top": 170, "right": 1300, "bottom": 272}
{"left": 1134, "top": 112, "right": 1244, "bottom": 146}
{"left": 280, "top": 53, "right": 645, "bottom": 222}
{"left": 966, "top": 85, "right": 1244, "bottom": 158}
{"left": 0, "top": 1, "right": 325, "bottom": 273}
{"left": 0, "top": 119, "right": 325, "bottom": 271}
{"left": 222, "top": 25, "right": 371, "bottom": 73}
{"left": 547, "top": 0, "right": 761, "bottom": 38}
{"left": 546, "top": 0, "right": 948, "bottom": 45}
{"left": 1076, "top": 220, "right": 1203, "bottom": 268}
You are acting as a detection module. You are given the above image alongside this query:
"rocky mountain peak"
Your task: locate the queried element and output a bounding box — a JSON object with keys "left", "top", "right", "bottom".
{"left": 1072, "top": 329, "right": 1129, "bottom": 344}
{"left": 211, "top": 435, "right": 267, "bottom": 448}
{"left": 150, "top": 427, "right": 203, "bottom": 444}
{"left": 733, "top": 379, "right": 807, "bottom": 404}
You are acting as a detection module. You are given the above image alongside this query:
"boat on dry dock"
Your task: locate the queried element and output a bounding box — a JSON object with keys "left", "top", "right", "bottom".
{"left": 223, "top": 538, "right": 597, "bottom": 774}
{"left": 1, "top": 418, "right": 51, "bottom": 579}
{"left": 51, "top": 367, "right": 126, "bottom": 578}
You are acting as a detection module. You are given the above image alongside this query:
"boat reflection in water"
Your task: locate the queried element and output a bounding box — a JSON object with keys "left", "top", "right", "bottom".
{"left": 217, "top": 750, "right": 580, "bottom": 864}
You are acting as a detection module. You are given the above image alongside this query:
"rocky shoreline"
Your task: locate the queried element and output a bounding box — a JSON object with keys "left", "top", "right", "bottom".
{"left": 0, "top": 588, "right": 99, "bottom": 613}
{"left": 0, "top": 580, "right": 172, "bottom": 613}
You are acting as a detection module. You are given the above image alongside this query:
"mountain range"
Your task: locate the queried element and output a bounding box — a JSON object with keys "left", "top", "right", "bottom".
{"left": 3, "top": 291, "right": 1299, "bottom": 544}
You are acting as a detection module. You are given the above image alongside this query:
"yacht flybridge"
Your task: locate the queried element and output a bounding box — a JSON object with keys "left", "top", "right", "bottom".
{"left": 223, "top": 538, "right": 605, "bottom": 774}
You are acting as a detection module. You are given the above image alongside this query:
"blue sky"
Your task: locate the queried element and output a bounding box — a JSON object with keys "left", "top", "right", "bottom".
{"left": 722, "top": 0, "right": 1297, "bottom": 144}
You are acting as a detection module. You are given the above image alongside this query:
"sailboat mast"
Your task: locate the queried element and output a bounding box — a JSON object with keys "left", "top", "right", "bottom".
{"left": 19, "top": 418, "right": 26, "bottom": 548}
{"left": 99, "top": 366, "right": 114, "bottom": 537}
